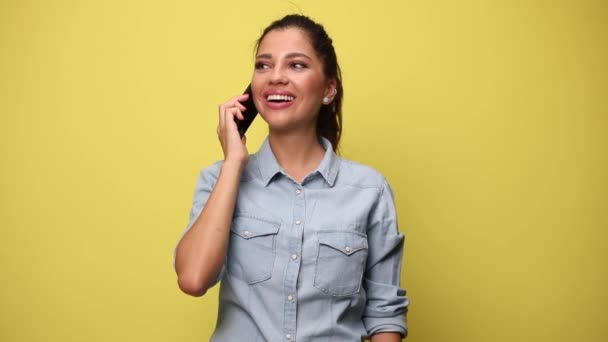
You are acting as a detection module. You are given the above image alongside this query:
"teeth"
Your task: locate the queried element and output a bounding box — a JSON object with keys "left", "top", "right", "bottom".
{"left": 267, "top": 94, "right": 294, "bottom": 101}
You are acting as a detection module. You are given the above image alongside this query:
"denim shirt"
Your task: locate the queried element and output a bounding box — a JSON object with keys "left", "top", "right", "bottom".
{"left": 176, "top": 137, "right": 409, "bottom": 341}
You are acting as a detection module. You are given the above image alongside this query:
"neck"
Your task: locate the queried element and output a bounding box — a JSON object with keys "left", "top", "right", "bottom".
{"left": 268, "top": 131, "right": 326, "bottom": 183}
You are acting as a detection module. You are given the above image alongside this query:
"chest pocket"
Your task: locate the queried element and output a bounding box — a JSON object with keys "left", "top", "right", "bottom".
{"left": 227, "top": 216, "right": 280, "bottom": 285}
{"left": 314, "top": 230, "right": 369, "bottom": 296}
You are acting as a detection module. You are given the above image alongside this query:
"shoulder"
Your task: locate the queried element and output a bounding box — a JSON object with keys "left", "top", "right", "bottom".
{"left": 196, "top": 160, "right": 224, "bottom": 185}
{"left": 201, "top": 160, "right": 224, "bottom": 176}
{"left": 335, "top": 157, "right": 388, "bottom": 191}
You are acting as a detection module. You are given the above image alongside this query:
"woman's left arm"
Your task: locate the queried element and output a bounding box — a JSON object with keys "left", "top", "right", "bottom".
{"left": 370, "top": 332, "right": 403, "bottom": 342}
{"left": 363, "top": 179, "right": 409, "bottom": 339}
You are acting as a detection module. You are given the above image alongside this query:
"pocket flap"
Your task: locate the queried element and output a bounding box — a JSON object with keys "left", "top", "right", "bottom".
{"left": 317, "top": 231, "right": 368, "bottom": 256}
{"left": 231, "top": 216, "right": 280, "bottom": 239}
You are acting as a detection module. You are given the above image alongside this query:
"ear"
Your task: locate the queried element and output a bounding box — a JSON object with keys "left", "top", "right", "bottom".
{"left": 322, "top": 79, "right": 338, "bottom": 104}
{"left": 324, "top": 79, "right": 337, "bottom": 98}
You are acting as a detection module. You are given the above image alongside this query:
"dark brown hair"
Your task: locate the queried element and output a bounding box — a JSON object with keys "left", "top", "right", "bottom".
{"left": 255, "top": 14, "right": 343, "bottom": 152}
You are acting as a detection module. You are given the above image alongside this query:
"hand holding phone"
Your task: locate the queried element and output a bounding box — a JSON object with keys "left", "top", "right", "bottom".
{"left": 235, "top": 84, "right": 258, "bottom": 137}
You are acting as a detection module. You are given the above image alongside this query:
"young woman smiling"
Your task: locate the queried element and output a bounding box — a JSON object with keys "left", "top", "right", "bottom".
{"left": 174, "top": 14, "right": 409, "bottom": 342}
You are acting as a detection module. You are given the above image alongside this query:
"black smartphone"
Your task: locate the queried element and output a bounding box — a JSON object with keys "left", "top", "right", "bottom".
{"left": 235, "top": 84, "right": 258, "bottom": 137}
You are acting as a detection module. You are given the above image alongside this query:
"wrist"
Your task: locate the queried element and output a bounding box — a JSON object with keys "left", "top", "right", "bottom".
{"left": 222, "top": 158, "right": 247, "bottom": 174}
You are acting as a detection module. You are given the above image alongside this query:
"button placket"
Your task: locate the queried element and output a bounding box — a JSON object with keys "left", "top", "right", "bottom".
{"left": 283, "top": 184, "right": 304, "bottom": 342}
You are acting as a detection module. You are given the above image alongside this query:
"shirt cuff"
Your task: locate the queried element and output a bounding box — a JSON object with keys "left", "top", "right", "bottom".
{"left": 364, "top": 315, "right": 408, "bottom": 338}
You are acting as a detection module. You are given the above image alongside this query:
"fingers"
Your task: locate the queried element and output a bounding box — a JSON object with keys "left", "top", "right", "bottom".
{"left": 223, "top": 106, "right": 242, "bottom": 123}
{"left": 217, "top": 93, "right": 250, "bottom": 140}
{"left": 219, "top": 94, "right": 249, "bottom": 113}
{"left": 233, "top": 107, "right": 244, "bottom": 121}
{"left": 214, "top": 94, "right": 251, "bottom": 163}
{"left": 217, "top": 93, "right": 251, "bottom": 134}
{"left": 217, "top": 106, "right": 227, "bottom": 133}
{"left": 217, "top": 108, "right": 240, "bottom": 138}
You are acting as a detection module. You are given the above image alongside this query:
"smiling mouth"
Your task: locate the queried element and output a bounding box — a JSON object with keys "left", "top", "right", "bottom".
{"left": 267, "top": 94, "right": 295, "bottom": 103}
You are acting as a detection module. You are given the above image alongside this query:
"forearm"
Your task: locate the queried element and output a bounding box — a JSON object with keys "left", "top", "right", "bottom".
{"left": 364, "top": 181, "right": 408, "bottom": 341}
{"left": 175, "top": 161, "right": 243, "bottom": 296}
{"left": 370, "top": 332, "right": 402, "bottom": 342}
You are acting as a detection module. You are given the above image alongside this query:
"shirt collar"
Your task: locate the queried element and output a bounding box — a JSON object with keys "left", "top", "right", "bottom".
{"left": 254, "top": 136, "right": 340, "bottom": 187}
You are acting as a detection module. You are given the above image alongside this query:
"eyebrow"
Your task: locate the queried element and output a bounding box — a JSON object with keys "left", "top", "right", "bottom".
{"left": 256, "top": 52, "right": 312, "bottom": 60}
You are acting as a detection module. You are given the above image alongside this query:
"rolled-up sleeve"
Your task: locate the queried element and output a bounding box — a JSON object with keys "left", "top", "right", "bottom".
{"left": 363, "top": 180, "right": 409, "bottom": 338}
{"left": 172, "top": 161, "right": 226, "bottom": 284}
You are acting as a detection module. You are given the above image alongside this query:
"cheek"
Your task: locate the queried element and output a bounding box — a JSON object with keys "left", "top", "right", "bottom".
{"left": 250, "top": 79, "right": 263, "bottom": 106}
{"left": 299, "top": 78, "right": 326, "bottom": 99}
{"left": 250, "top": 76, "right": 262, "bottom": 92}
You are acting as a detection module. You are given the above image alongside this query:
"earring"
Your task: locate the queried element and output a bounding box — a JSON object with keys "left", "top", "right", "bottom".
{"left": 323, "top": 88, "right": 336, "bottom": 104}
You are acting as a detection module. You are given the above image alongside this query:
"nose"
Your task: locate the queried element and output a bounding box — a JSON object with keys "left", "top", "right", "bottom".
{"left": 269, "top": 66, "right": 288, "bottom": 85}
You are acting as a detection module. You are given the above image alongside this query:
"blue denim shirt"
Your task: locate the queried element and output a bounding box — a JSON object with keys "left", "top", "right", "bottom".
{"left": 176, "top": 137, "right": 409, "bottom": 341}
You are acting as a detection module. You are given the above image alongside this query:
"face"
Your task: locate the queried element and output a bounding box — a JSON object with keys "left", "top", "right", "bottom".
{"left": 252, "top": 27, "right": 336, "bottom": 134}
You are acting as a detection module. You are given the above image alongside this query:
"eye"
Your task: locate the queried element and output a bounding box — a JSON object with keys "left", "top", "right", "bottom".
{"left": 291, "top": 62, "right": 308, "bottom": 69}
{"left": 255, "top": 62, "right": 271, "bottom": 70}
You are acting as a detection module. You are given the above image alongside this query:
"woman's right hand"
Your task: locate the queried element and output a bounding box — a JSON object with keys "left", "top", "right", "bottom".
{"left": 217, "top": 94, "right": 250, "bottom": 167}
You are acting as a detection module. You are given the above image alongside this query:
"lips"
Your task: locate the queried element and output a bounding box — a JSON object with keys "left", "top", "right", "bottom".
{"left": 262, "top": 89, "right": 296, "bottom": 109}
{"left": 267, "top": 94, "right": 295, "bottom": 102}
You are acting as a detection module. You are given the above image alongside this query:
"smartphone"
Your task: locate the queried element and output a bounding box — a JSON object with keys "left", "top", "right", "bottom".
{"left": 235, "top": 84, "right": 258, "bottom": 137}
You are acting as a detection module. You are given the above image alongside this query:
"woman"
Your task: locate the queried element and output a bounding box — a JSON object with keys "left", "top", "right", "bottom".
{"left": 174, "top": 14, "right": 409, "bottom": 341}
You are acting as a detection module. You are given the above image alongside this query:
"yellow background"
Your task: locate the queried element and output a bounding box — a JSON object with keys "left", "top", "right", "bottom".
{"left": 1, "top": 0, "right": 606, "bottom": 341}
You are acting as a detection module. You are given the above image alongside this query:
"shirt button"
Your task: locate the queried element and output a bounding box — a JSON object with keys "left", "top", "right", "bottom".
{"left": 344, "top": 246, "right": 351, "bottom": 253}
{"left": 291, "top": 254, "right": 298, "bottom": 260}
{"left": 295, "top": 189, "right": 302, "bottom": 195}
{"left": 295, "top": 220, "right": 301, "bottom": 225}
{"left": 243, "top": 230, "right": 251, "bottom": 237}
{"left": 286, "top": 334, "right": 292, "bottom": 340}
{"left": 287, "top": 295, "right": 294, "bottom": 301}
